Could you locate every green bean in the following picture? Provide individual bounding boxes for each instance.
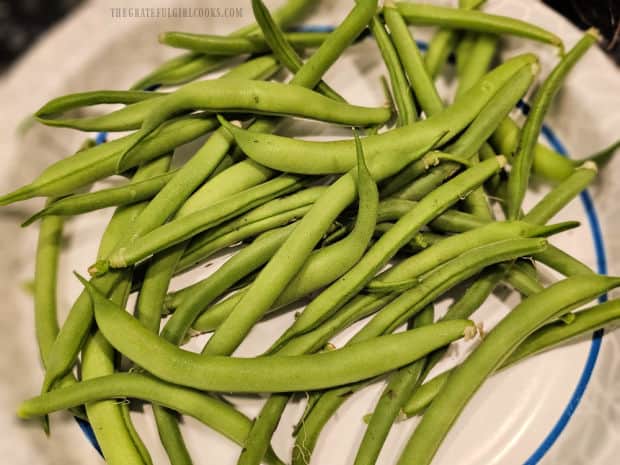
[523,161,597,224]
[455,33,499,99]
[394,60,536,202]
[18,374,286,465]
[369,220,572,288]
[23,170,178,226]
[176,185,325,272]
[383,1,443,117]
[501,261,544,296]
[396,275,620,465]
[251,0,345,102]
[396,3,563,50]
[35,91,164,131]
[369,15,417,125]
[78,274,473,392]
[36,56,279,132]
[203,132,378,356]
[221,54,536,174]
[98,174,305,271]
[425,29,460,80]
[120,79,391,165]
[0,115,216,206]
[131,0,315,89]
[352,306,434,465]
[81,332,149,465]
[506,30,598,219]
[577,137,620,167]
[404,298,620,418]
[456,32,477,76]
[33,202,64,365]
[160,30,329,55]
[39,157,171,395]
[275,157,506,344]
[535,245,594,276]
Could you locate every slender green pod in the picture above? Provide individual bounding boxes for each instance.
[18,373,285,465]
[455,33,499,98]
[131,0,316,89]
[369,15,417,125]
[23,170,177,226]
[276,157,506,343]
[221,53,537,174]
[203,132,378,356]
[80,275,473,393]
[506,30,598,219]
[99,174,305,270]
[396,275,620,465]
[425,28,460,80]
[159,31,329,55]
[396,2,563,50]
[0,115,216,206]
[383,1,444,117]
[523,161,598,224]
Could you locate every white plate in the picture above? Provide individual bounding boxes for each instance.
[1,1,620,465]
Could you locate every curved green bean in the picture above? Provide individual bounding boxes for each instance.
[221,53,536,174]
[79,274,473,393]
[396,275,620,465]
[275,157,506,344]
[506,29,598,219]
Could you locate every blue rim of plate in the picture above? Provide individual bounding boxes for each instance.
[76,31,608,465]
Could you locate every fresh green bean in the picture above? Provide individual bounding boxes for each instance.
[120,79,391,164]
[33,203,64,365]
[502,261,545,296]
[369,15,417,125]
[403,299,620,418]
[23,170,178,226]
[383,1,444,117]
[98,174,305,271]
[18,373,286,465]
[39,157,171,395]
[160,30,329,55]
[425,28,460,80]
[577,138,620,167]
[203,132,378,356]
[352,305,434,465]
[456,32,477,76]
[506,30,598,219]
[275,157,506,344]
[456,33,499,99]
[79,274,473,392]
[251,0,345,102]
[396,275,620,465]
[0,115,216,206]
[523,161,597,224]
[397,3,563,50]
[131,0,315,89]
[221,54,537,174]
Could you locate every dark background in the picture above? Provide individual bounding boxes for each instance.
[0,0,618,72]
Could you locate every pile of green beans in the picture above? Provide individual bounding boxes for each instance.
[7,1,620,465]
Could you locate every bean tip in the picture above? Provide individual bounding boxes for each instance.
[383,0,396,9]
[585,27,602,43]
[87,261,109,277]
[495,155,508,169]
[581,160,598,173]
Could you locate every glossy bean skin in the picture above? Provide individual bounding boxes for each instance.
[396,275,620,465]
[276,157,506,344]
[506,30,597,219]
[18,373,286,465]
[0,115,216,206]
[424,28,460,80]
[203,133,378,357]
[80,275,473,393]
[222,54,536,174]
[396,2,563,49]
[160,31,329,55]
[455,33,498,99]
